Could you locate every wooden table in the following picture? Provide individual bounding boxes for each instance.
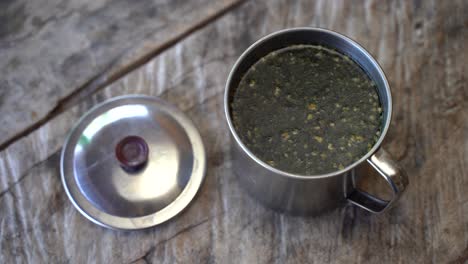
[1,0,467,263]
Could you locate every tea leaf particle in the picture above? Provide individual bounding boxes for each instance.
[308,103,317,110]
[274,87,281,96]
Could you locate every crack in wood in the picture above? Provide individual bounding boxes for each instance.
[448,246,468,264]
[128,216,217,264]
[0,66,111,152]
[1,1,467,262]
[0,151,60,200]
[0,0,247,152]
[0,175,27,200]
[130,246,154,264]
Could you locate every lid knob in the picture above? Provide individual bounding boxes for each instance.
[115,136,149,172]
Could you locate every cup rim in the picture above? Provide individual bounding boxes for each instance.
[224,27,392,179]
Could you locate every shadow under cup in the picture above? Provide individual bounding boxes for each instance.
[225,28,408,215]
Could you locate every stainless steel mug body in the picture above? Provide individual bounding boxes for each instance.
[224,28,408,215]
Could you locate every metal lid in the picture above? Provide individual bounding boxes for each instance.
[60,95,206,230]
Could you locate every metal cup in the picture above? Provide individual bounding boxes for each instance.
[224,28,409,215]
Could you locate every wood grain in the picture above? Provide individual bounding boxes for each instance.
[0,0,467,263]
[0,0,244,149]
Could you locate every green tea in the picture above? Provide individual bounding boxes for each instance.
[230,45,382,175]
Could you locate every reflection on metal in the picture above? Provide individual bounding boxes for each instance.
[82,105,149,139]
[224,27,408,215]
[61,95,206,230]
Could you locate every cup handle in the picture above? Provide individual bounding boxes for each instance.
[347,148,409,214]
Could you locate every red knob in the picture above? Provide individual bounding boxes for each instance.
[115,136,149,172]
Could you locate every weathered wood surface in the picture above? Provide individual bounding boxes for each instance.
[0,0,244,148]
[1,0,467,263]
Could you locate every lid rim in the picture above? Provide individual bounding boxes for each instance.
[60,95,206,230]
